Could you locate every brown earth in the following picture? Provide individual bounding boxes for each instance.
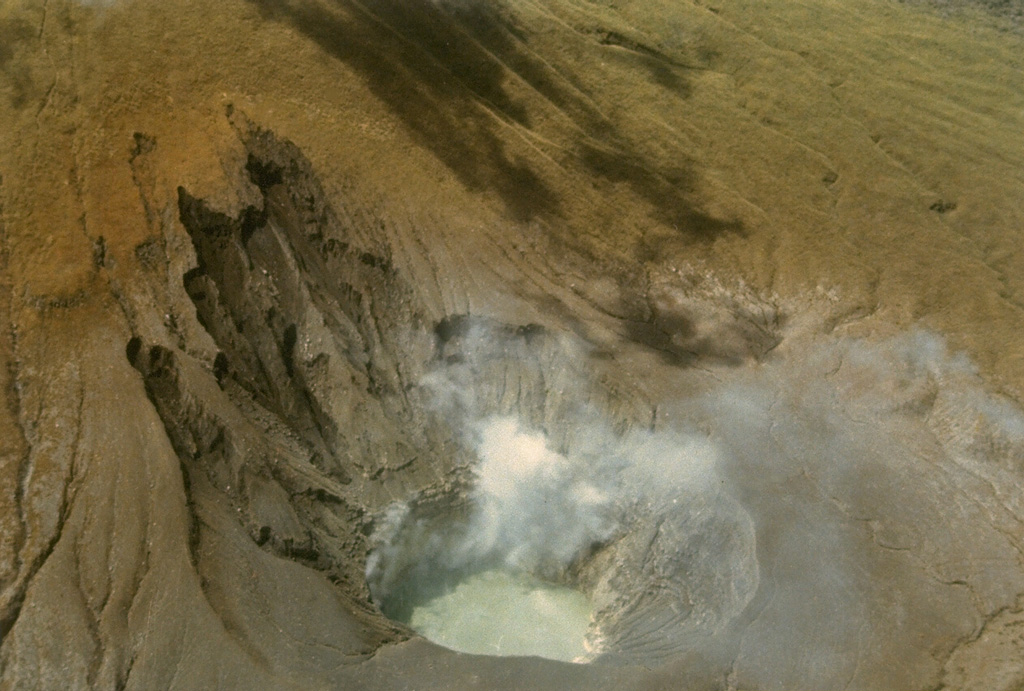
[1,0,1023,689]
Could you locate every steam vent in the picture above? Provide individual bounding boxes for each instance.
[3,0,1024,688]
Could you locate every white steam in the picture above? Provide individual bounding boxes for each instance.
[466,416,617,575]
[366,320,1024,680]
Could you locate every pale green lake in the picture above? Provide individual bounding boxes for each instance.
[406,569,594,662]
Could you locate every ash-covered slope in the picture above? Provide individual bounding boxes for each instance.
[1,0,1023,689]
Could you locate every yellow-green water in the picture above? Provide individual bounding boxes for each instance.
[406,569,594,662]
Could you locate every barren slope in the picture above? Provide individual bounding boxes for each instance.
[1,0,1023,689]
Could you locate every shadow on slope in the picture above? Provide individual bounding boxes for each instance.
[247,0,743,240]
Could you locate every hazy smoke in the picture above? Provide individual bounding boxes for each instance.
[464,416,618,576]
[366,319,1024,677]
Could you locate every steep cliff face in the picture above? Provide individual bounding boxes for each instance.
[1,0,1023,689]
